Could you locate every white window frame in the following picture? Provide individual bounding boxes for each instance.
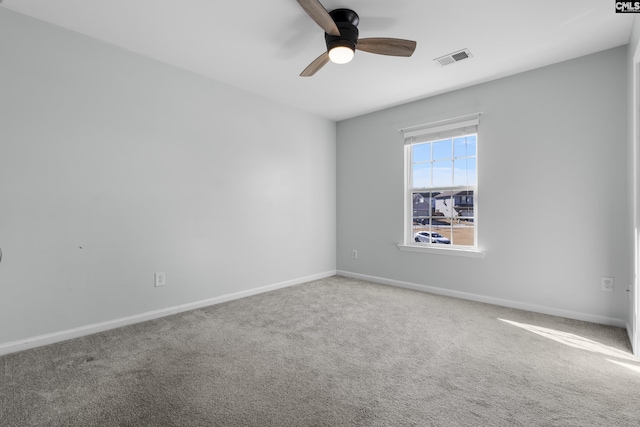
[397,113,485,258]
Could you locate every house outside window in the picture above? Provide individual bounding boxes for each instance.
[402,114,479,250]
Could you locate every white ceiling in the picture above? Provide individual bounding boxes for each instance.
[1,0,635,121]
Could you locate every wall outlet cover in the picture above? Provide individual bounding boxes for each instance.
[155,272,166,287]
[600,276,614,292]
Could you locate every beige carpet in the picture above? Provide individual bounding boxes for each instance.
[1,275,639,426]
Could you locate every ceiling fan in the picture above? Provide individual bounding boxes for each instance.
[297,0,417,77]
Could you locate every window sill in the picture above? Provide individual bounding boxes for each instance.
[397,244,485,258]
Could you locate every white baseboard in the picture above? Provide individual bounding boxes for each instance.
[337,270,627,328]
[0,270,337,356]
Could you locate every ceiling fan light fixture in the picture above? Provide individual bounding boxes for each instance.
[297,2,417,77]
[329,45,355,64]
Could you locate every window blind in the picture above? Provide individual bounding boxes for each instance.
[402,113,480,144]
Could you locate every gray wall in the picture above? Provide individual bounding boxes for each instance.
[337,46,629,325]
[0,9,336,345]
[0,6,631,348]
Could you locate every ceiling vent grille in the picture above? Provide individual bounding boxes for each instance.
[434,49,473,66]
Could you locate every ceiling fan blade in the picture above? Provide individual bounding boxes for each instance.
[296,0,340,36]
[357,38,417,57]
[300,52,330,77]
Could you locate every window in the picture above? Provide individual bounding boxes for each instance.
[402,114,479,251]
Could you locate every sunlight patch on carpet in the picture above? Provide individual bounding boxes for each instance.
[498,318,639,363]
[607,359,640,374]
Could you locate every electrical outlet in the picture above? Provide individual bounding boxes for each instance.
[352,249,358,259]
[600,276,614,292]
[155,272,165,287]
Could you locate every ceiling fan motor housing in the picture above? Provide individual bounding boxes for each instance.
[298,2,417,76]
[325,9,359,52]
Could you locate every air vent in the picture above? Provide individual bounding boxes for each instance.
[434,49,473,66]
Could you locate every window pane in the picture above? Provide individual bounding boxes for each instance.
[412,192,433,219]
[435,193,454,218]
[432,160,452,187]
[454,137,467,157]
[412,163,430,188]
[412,143,431,163]
[432,140,452,160]
[467,157,477,185]
[466,135,477,156]
[455,191,474,219]
[454,135,477,158]
[412,191,437,222]
[438,222,475,246]
[454,157,477,186]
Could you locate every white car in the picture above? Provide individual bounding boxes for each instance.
[415,231,451,244]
